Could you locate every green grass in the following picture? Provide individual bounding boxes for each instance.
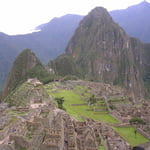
[8,110,28,117]
[98,145,105,150]
[74,84,89,92]
[19,148,27,150]
[47,87,118,123]
[112,127,149,146]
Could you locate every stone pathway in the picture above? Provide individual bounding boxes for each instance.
[0,136,9,144]
[30,102,47,109]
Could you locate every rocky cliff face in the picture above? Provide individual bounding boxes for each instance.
[2,49,51,100]
[50,7,146,99]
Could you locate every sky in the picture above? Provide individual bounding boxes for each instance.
[0,0,149,35]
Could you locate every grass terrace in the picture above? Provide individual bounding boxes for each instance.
[45,83,118,123]
[112,127,149,146]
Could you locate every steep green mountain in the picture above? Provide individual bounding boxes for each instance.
[0,33,19,91]
[110,1,150,43]
[49,7,147,99]
[0,14,83,91]
[2,49,52,100]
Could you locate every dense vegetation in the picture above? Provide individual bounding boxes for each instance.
[50,55,82,77]
[2,49,53,99]
[1,1,150,92]
[0,15,83,91]
[129,118,145,125]
[49,7,146,98]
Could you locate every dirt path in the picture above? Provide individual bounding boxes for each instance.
[30,102,47,109]
[54,108,64,115]
[0,136,9,144]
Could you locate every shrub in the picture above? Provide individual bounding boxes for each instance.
[129,118,145,125]
[62,75,78,81]
[55,97,66,111]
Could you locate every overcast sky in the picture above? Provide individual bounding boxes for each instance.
[0,0,148,35]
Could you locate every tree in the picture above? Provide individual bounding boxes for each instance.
[55,97,65,110]
[129,118,145,125]
[129,118,145,138]
[88,94,97,105]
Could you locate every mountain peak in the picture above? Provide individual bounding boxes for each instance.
[139,0,150,8]
[140,0,150,5]
[66,6,126,55]
[87,7,112,21]
[128,0,150,10]
[2,49,51,100]
[51,6,145,99]
[90,7,107,13]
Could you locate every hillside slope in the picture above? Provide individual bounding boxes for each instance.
[2,49,51,100]
[0,33,19,90]
[0,14,83,91]
[1,1,150,91]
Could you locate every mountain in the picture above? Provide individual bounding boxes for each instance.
[110,1,150,43]
[0,14,83,91]
[49,7,147,99]
[1,1,150,92]
[0,33,19,90]
[0,6,150,150]
[10,14,83,63]
[2,49,52,100]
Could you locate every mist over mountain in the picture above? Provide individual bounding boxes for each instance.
[0,33,19,90]
[0,14,83,91]
[11,14,83,63]
[110,1,150,43]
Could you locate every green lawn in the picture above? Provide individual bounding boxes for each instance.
[112,127,149,146]
[98,146,105,150]
[46,86,118,123]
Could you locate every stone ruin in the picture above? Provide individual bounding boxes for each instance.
[0,103,8,111]
[0,101,145,150]
[27,78,42,86]
[0,80,149,150]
